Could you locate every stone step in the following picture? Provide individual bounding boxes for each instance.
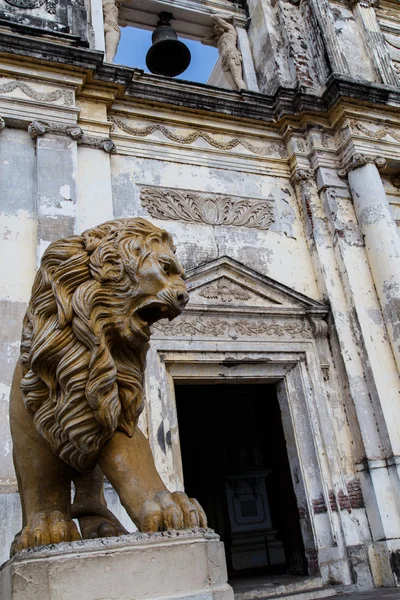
[233,578,355,600]
[234,587,341,600]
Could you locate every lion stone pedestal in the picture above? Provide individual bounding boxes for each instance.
[0,528,233,600]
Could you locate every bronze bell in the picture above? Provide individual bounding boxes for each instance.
[146,12,191,78]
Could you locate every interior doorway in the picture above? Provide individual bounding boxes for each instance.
[175,383,308,579]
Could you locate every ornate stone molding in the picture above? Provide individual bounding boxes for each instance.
[350,120,400,143]
[140,187,275,230]
[82,136,117,154]
[111,117,287,158]
[0,117,5,134]
[0,80,74,106]
[199,278,251,303]
[28,120,82,139]
[152,316,312,339]
[338,153,387,178]
[27,121,116,153]
[2,0,58,13]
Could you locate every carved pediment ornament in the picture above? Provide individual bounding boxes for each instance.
[111,117,287,158]
[140,187,275,230]
[198,278,252,303]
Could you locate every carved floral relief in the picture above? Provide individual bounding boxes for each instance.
[140,187,276,230]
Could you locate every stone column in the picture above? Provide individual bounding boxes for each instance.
[340,154,400,375]
[29,123,78,260]
[293,164,400,570]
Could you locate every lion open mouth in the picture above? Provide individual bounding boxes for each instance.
[136,301,178,328]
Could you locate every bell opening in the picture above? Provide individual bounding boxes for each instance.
[146,12,191,78]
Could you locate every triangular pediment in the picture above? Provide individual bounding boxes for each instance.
[185,256,328,316]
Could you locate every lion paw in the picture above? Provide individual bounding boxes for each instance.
[11,510,81,554]
[79,514,128,539]
[139,491,207,532]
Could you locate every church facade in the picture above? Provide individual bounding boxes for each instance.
[1,0,400,596]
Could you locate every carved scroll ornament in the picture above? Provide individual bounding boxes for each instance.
[153,316,312,339]
[140,187,275,230]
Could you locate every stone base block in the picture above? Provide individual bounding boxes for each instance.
[0,528,234,600]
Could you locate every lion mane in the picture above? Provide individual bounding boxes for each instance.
[20,218,175,473]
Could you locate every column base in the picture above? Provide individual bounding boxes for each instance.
[0,528,234,600]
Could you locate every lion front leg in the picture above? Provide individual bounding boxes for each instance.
[72,466,128,539]
[99,428,207,532]
[10,363,81,555]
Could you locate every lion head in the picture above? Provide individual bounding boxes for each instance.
[19,218,188,473]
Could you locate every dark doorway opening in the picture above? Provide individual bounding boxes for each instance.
[175,383,308,578]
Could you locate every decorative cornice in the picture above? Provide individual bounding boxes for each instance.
[1,32,400,124]
[27,120,116,153]
[338,153,387,178]
[111,117,286,158]
[140,187,276,231]
[0,80,74,106]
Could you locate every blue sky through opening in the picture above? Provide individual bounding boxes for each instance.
[115,26,218,83]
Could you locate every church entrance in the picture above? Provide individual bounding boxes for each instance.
[175,383,308,579]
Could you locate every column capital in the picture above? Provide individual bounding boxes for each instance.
[351,0,380,8]
[28,120,47,139]
[27,120,116,153]
[338,153,387,178]
[0,116,5,134]
[291,168,315,185]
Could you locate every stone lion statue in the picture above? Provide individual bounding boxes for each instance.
[10,217,206,555]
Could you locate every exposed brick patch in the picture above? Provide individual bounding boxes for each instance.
[329,490,338,512]
[312,494,328,514]
[298,505,308,519]
[338,490,352,513]
[348,478,365,509]
[305,548,319,576]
